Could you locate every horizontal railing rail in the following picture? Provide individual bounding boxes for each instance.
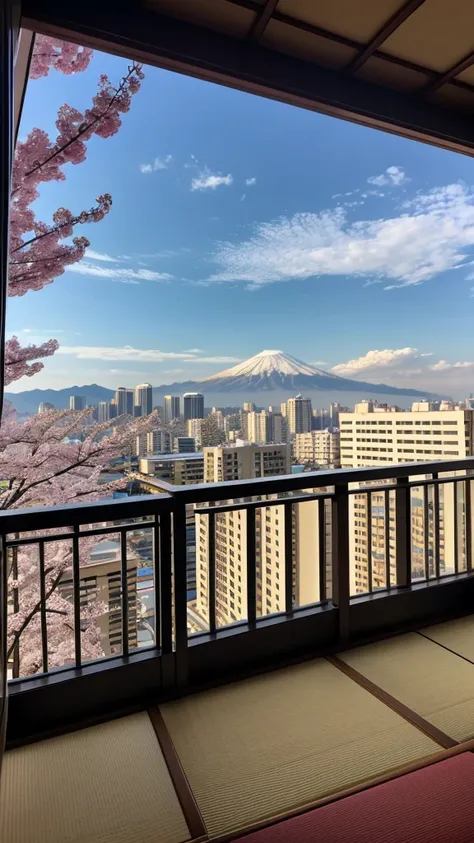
[3,457,474,691]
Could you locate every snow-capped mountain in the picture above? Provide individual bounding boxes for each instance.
[195,350,430,396]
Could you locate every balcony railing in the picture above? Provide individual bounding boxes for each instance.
[4,457,474,745]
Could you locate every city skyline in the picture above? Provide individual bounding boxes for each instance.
[7,46,474,396]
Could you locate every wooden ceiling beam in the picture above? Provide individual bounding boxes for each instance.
[425,50,474,94]
[21,0,474,158]
[347,0,427,74]
[248,0,279,40]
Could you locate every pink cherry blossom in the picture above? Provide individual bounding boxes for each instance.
[5,336,59,385]
[4,39,149,674]
[4,409,164,675]
[30,35,93,79]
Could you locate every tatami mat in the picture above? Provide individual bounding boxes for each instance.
[0,712,190,843]
[421,617,474,663]
[340,633,474,742]
[160,658,439,838]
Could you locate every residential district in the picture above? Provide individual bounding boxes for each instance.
[44,386,474,653]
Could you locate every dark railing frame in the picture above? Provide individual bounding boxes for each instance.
[4,459,474,746]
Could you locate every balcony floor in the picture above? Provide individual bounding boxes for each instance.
[3,616,474,842]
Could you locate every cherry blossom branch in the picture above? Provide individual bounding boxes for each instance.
[30,36,93,79]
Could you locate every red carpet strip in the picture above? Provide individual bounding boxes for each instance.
[235,752,474,843]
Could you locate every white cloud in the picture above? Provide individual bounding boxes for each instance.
[140,154,172,174]
[331,347,474,396]
[332,348,427,378]
[312,360,328,367]
[431,360,474,372]
[85,249,119,262]
[184,347,205,353]
[191,168,233,191]
[21,327,65,334]
[245,177,256,186]
[56,345,239,364]
[205,184,474,289]
[367,165,408,187]
[67,262,173,283]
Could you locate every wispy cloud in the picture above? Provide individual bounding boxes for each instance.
[67,262,173,283]
[245,177,256,186]
[21,327,65,335]
[140,154,172,174]
[85,249,119,263]
[191,168,233,191]
[56,345,239,364]
[203,183,474,290]
[367,165,408,187]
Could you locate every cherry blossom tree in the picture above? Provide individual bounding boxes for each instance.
[3,407,161,676]
[3,38,152,675]
[6,35,144,384]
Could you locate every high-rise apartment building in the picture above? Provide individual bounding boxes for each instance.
[135,383,152,416]
[97,402,109,423]
[147,429,172,454]
[247,410,270,444]
[243,402,256,412]
[283,395,312,434]
[187,417,226,449]
[139,453,204,485]
[164,395,180,423]
[38,402,56,413]
[196,442,321,626]
[173,436,196,453]
[183,392,204,422]
[69,395,85,411]
[339,400,474,594]
[114,387,134,416]
[294,429,341,468]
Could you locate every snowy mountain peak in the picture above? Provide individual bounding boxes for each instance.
[193,348,435,397]
[200,350,338,383]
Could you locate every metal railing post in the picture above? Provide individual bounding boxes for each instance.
[395,476,411,587]
[172,500,188,686]
[332,482,350,644]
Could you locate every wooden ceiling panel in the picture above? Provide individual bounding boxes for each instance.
[276,0,407,43]
[263,19,357,69]
[455,64,474,86]
[145,0,256,37]
[382,0,474,72]
[356,55,430,92]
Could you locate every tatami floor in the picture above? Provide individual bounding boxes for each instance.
[3,616,474,843]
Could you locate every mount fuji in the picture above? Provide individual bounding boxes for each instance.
[160,350,436,398]
[5,350,439,415]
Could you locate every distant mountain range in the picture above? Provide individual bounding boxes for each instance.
[6,349,439,414]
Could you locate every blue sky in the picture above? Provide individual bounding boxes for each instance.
[7,46,474,396]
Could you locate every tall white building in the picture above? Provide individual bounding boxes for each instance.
[135,383,152,416]
[339,401,474,594]
[247,410,269,444]
[163,395,180,423]
[294,429,341,468]
[97,402,109,422]
[38,402,56,413]
[115,387,134,416]
[283,395,312,434]
[196,443,322,626]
